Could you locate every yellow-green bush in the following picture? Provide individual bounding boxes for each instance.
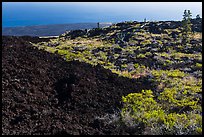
[141,40,151,45]
[137,54,146,58]
[121,90,202,135]
[196,63,202,68]
[151,69,202,113]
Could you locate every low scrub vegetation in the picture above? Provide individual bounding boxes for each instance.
[31,11,202,135]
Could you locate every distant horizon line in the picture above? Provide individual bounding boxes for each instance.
[3,17,201,28]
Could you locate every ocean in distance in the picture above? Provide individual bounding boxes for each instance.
[3,2,129,27]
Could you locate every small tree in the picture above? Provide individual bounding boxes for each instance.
[97,22,100,28]
[144,18,147,22]
[196,14,201,20]
[181,10,192,45]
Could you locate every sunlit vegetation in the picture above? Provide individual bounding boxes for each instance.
[121,90,202,135]
[32,14,202,135]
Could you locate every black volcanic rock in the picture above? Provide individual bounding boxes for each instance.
[2,36,155,135]
[191,18,202,32]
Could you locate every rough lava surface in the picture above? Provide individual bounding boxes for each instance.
[2,36,155,135]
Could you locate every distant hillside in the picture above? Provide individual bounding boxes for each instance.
[2,23,112,37]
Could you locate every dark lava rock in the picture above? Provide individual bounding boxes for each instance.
[2,36,50,46]
[2,36,155,135]
[191,18,202,32]
[87,28,105,37]
[171,31,180,39]
[148,22,163,34]
[66,29,87,39]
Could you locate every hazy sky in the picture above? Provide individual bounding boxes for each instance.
[2,2,202,27]
[65,2,202,19]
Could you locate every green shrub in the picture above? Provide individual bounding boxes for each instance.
[134,63,139,68]
[145,52,152,56]
[137,54,146,58]
[121,90,202,135]
[121,64,127,69]
[157,40,163,45]
[141,40,151,45]
[196,63,202,68]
